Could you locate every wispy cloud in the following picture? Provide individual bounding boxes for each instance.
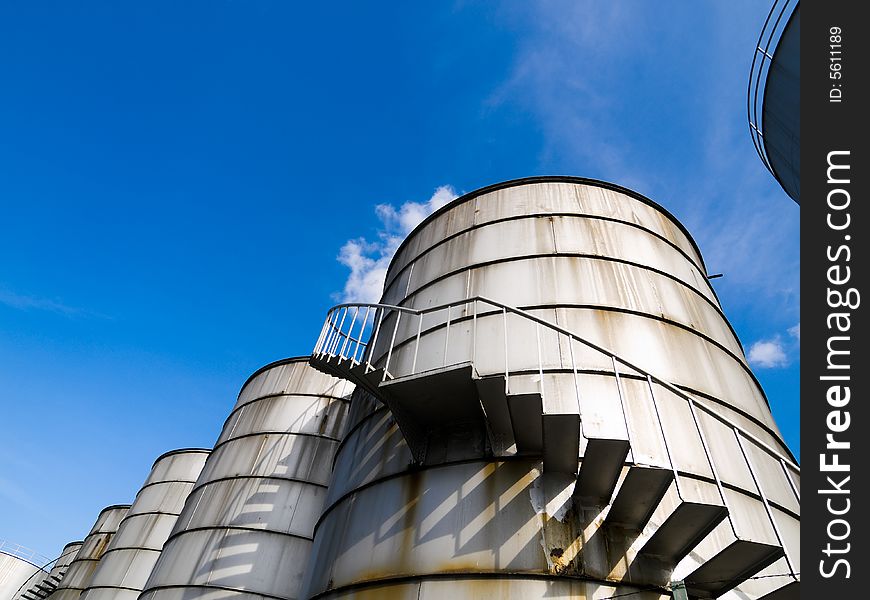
[0,286,111,319]
[490,0,799,327]
[0,288,80,316]
[336,186,458,303]
[788,323,800,342]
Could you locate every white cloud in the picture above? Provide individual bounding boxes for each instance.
[788,323,800,341]
[748,337,788,368]
[337,185,458,303]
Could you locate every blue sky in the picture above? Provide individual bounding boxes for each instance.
[0,1,798,560]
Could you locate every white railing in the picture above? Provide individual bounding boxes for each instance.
[0,539,52,567]
[313,297,800,577]
[747,0,798,175]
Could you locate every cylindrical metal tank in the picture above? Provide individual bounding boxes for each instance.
[1,542,49,600]
[305,178,800,599]
[139,358,353,600]
[13,541,83,600]
[46,506,130,600]
[77,449,210,600]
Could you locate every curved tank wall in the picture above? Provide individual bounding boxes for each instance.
[78,449,210,600]
[1,547,44,600]
[46,506,129,600]
[139,358,354,600]
[304,178,800,599]
[761,4,800,203]
[14,541,83,600]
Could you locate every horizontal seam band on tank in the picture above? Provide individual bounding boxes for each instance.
[210,430,342,456]
[385,210,708,292]
[385,251,738,352]
[80,584,146,593]
[161,524,314,549]
[117,510,184,523]
[224,391,351,424]
[189,474,330,497]
[386,175,709,277]
[96,545,162,557]
[331,366,788,460]
[134,479,200,494]
[370,302,757,394]
[312,455,799,538]
[140,583,290,600]
[332,405,392,467]
[306,569,671,600]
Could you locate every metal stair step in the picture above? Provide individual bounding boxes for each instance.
[507,393,543,454]
[637,501,728,567]
[474,375,515,455]
[605,466,673,530]
[379,362,483,425]
[542,413,580,474]
[573,438,630,505]
[684,540,785,598]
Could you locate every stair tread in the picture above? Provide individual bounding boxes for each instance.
[684,539,785,598]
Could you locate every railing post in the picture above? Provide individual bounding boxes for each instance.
[646,375,682,498]
[384,310,402,382]
[412,313,423,374]
[612,357,633,451]
[472,300,477,367]
[322,309,340,357]
[569,335,582,416]
[339,306,359,360]
[686,394,736,536]
[314,314,330,356]
[535,322,545,401]
[352,306,372,363]
[330,307,348,355]
[735,428,796,578]
[502,307,509,394]
[780,458,801,503]
[367,307,386,374]
[443,305,451,367]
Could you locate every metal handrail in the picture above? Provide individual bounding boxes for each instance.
[0,539,52,567]
[313,296,800,547]
[747,0,798,175]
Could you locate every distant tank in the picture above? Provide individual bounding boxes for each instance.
[139,358,353,600]
[78,449,209,600]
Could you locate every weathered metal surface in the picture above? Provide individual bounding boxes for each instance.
[305,179,799,599]
[140,358,353,600]
[1,550,44,600]
[12,541,83,600]
[77,449,209,600]
[46,506,129,600]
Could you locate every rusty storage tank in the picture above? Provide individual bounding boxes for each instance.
[77,449,209,600]
[13,541,83,600]
[1,541,52,600]
[45,506,129,600]
[308,177,800,599]
[139,358,354,600]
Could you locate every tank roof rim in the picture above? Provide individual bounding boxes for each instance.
[151,447,211,467]
[386,175,708,279]
[237,356,313,395]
